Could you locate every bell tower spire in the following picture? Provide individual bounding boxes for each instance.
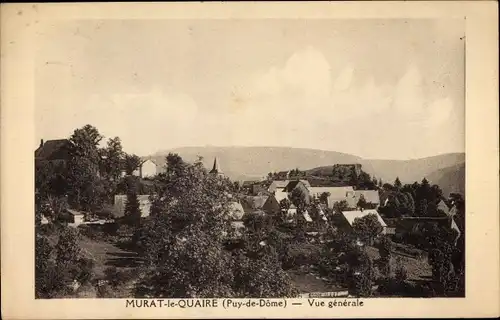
[209,157,223,176]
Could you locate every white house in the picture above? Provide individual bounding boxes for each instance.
[140,159,158,178]
[341,209,389,235]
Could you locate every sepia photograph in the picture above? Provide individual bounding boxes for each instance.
[34,17,466,299]
[1,1,498,319]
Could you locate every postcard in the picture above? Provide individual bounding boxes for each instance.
[1,1,498,319]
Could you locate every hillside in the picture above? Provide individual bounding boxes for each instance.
[426,162,465,197]
[149,146,465,185]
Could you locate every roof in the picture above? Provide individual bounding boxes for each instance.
[269,180,290,189]
[354,190,380,204]
[345,190,381,208]
[318,187,355,208]
[283,180,309,192]
[437,200,451,215]
[311,186,354,197]
[66,209,85,216]
[241,196,269,212]
[210,157,223,174]
[341,209,387,228]
[228,201,245,220]
[35,139,71,160]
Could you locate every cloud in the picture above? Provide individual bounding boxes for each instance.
[213,46,461,158]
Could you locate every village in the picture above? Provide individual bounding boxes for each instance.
[34,127,465,299]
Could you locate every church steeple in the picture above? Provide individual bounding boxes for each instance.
[209,157,223,176]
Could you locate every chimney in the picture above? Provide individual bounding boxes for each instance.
[39,139,44,147]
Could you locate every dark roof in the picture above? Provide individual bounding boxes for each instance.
[283,180,307,192]
[35,139,71,160]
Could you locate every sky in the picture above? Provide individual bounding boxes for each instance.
[35,19,465,160]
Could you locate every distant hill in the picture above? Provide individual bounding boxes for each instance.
[426,162,465,197]
[150,146,362,181]
[149,146,465,186]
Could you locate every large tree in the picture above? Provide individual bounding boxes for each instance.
[66,125,104,211]
[124,154,142,176]
[352,213,383,245]
[102,137,124,181]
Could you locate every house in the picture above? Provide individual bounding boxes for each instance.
[323,186,355,209]
[262,195,281,215]
[283,180,310,200]
[268,180,290,193]
[346,190,381,209]
[340,209,389,235]
[35,138,72,167]
[113,195,151,218]
[66,209,86,227]
[139,158,158,178]
[241,195,269,213]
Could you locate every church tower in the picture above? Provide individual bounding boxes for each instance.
[209,157,224,177]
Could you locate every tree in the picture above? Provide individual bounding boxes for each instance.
[377,235,393,277]
[66,125,104,211]
[124,189,141,228]
[124,154,142,176]
[394,177,402,190]
[352,214,383,245]
[356,194,367,210]
[35,234,58,298]
[346,249,375,297]
[135,154,295,298]
[102,137,124,181]
[332,200,349,213]
[319,192,331,205]
[288,187,308,214]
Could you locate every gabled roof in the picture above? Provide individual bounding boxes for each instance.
[269,180,290,189]
[241,196,269,212]
[321,187,355,208]
[35,139,71,160]
[342,209,387,228]
[283,180,309,192]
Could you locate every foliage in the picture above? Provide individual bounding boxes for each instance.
[356,194,367,210]
[377,235,393,277]
[124,154,142,176]
[232,246,298,298]
[352,213,383,245]
[243,211,273,235]
[288,187,308,213]
[394,258,408,282]
[319,192,330,205]
[346,249,375,297]
[332,200,349,213]
[36,226,95,298]
[124,189,141,228]
[101,137,125,181]
[394,177,402,189]
[66,125,104,211]
[135,153,297,298]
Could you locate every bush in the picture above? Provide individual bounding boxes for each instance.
[96,281,114,298]
[282,243,321,269]
[104,267,137,288]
